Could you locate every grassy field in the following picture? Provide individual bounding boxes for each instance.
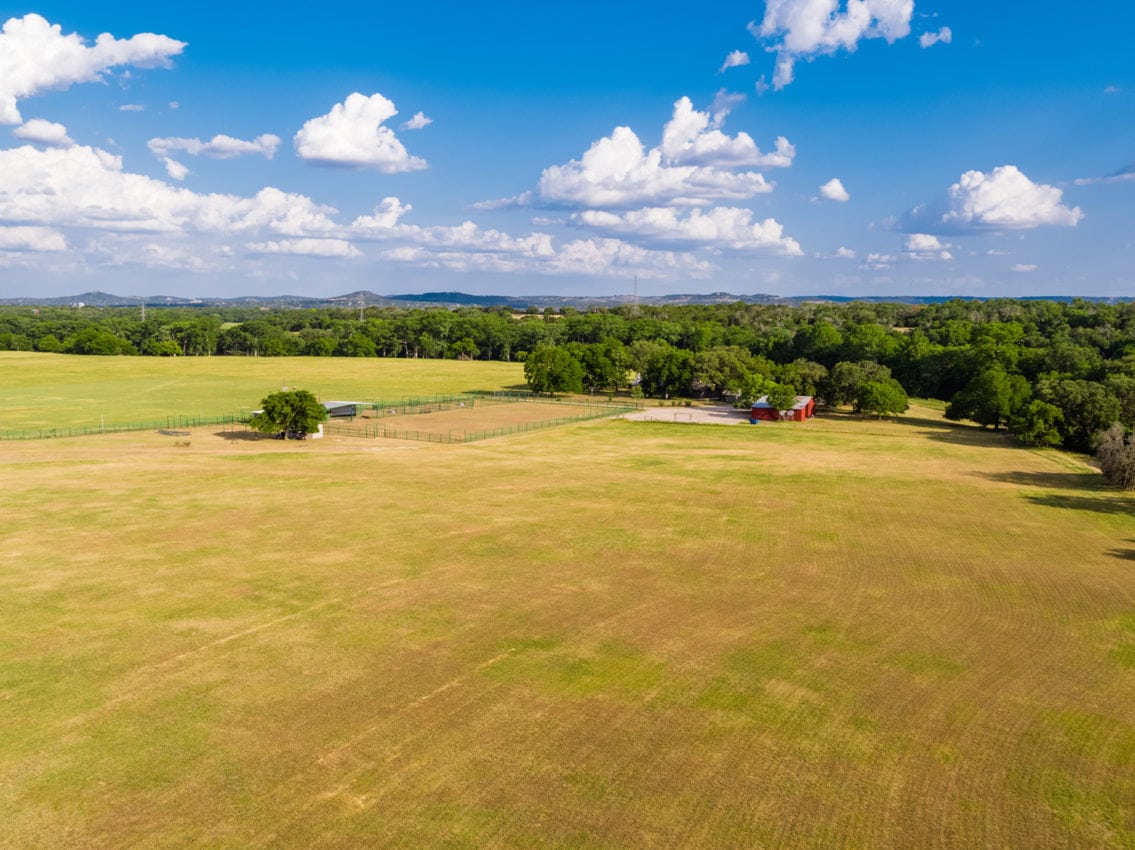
[2,357,1134,847]
[0,352,527,430]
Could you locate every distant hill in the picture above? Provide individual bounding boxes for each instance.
[0,290,1127,309]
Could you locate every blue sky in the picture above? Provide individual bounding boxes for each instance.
[0,1,1131,299]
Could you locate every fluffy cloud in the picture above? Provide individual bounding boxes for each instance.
[919,26,952,48]
[719,50,751,72]
[294,92,427,172]
[0,140,710,280]
[379,236,712,278]
[572,206,802,254]
[819,245,857,259]
[1011,263,1038,272]
[0,225,67,251]
[819,177,850,201]
[507,97,789,209]
[247,238,361,258]
[148,133,281,160]
[0,13,185,124]
[0,143,340,236]
[351,197,414,232]
[902,165,1083,233]
[862,252,896,269]
[346,199,713,277]
[400,112,432,130]
[161,157,189,181]
[752,0,914,89]
[12,118,73,147]
[660,96,793,167]
[904,233,953,260]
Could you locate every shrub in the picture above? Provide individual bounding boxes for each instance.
[1095,424,1135,489]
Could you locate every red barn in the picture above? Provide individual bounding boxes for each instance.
[751,395,815,422]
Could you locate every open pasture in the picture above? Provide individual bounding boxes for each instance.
[1,364,1134,846]
[0,352,525,431]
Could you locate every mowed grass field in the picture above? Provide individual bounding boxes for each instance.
[0,352,526,430]
[2,357,1135,847]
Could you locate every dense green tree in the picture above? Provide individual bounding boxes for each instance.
[946,367,1030,430]
[35,334,63,352]
[523,345,584,394]
[737,372,775,406]
[764,382,799,414]
[249,389,327,440]
[855,378,909,417]
[64,327,136,355]
[822,360,890,407]
[1008,400,1064,447]
[339,333,378,357]
[777,359,827,398]
[1038,379,1121,452]
[692,346,756,397]
[640,343,693,398]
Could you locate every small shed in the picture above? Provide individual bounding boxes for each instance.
[321,401,360,419]
[751,395,815,422]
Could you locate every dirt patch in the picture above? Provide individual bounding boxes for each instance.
[622,404,754,426]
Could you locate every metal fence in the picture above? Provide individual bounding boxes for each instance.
[325,396,641,444]
[0,414,248,441]
[0,392,641,442]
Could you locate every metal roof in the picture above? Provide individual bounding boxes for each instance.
[751,395,813,410]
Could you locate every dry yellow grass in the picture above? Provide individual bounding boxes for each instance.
[1,399,1133,847]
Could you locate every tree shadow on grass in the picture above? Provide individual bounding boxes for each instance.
[976,470,1105,491]
[213,430,266,441]
[882,411,1015,447]
[891,412,967,432]
[1024,493,1135,517]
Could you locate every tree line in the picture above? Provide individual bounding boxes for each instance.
[5,298,1135,453]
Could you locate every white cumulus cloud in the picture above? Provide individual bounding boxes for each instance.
[0,143,340,236]
[902,165,1083,233]
[752,0,915,89]
[161,157,189,181]
[819,177,850,201]
[346,200,711,278]
[12,118,73,147]
[496,97,790,209]
[573,206,802,254]
[719,50,751,72]
[0,225,67,252]
[247,238,361,258]
[0,139,715,281]
[294,92,427,172]
[400,112,432,130]
[904,232,953,261]
[919,26,952,48]
[378,235,712,279]
[0,13,185,125]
